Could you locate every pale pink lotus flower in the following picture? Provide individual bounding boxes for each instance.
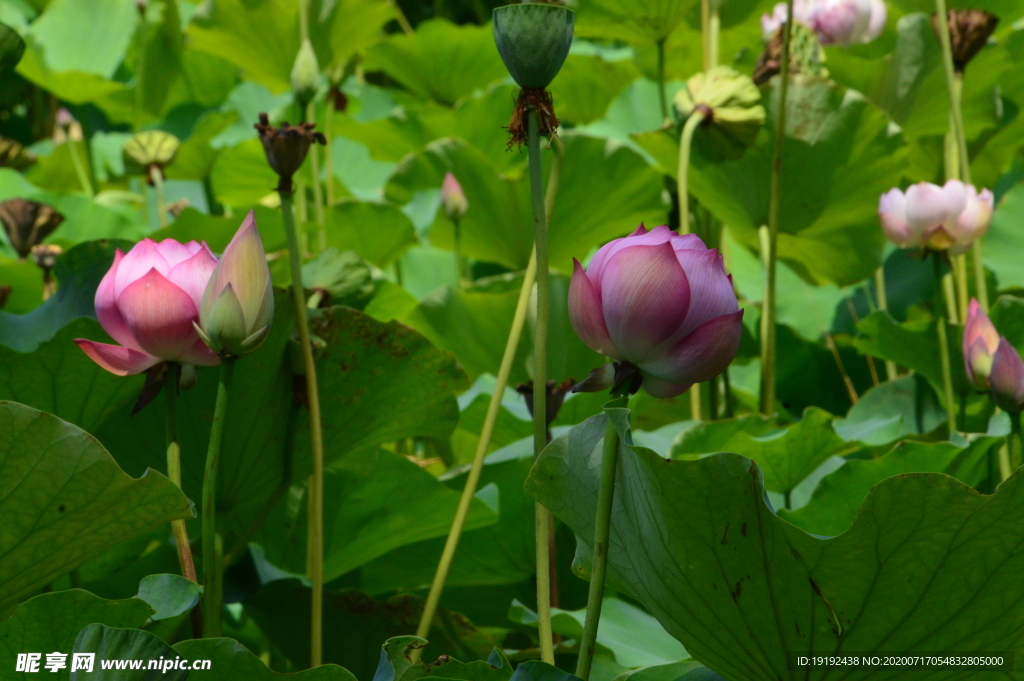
[878,180,993,255]
[441,172,468,222]
[75,238,220,375]
[963,299,1000,389]
[568,224,743,398]
[762,0,886,46]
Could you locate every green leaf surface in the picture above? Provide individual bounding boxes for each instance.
[0,20,26,73]
[136,574,202,621]
[611,661,726,681]
[0,402,192,613]
[0,589,152,679]
[528,407,1024,680]
[373,635,510,681]
[173,637,358,681]
[27,0,136,78]
[72,624,183,680]
[322,201,416,268]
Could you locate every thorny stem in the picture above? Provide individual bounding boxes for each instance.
[165,363,203,637]
[202,357,235,637]
[281,191,325,667]
[575,399,627,681]
[759,0,794,417]
[527,107,555,665]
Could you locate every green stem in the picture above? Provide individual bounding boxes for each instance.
[325,93,337,208]
[677,111,706,236]
[527,107,554,665]
[306,102,327,252]
[452,217,466,288]
[575,403,625,681]
[656,38,668,123]
[1010,411,1022,472]
[67,141,94,198]
[202,357,235,638]
[708,0,720,69]
[874,267,898,380]
[414,250,537,644]
[759,0,793,417]
[165,363,203,636]
[150,166,168,228]
[933,255,957,435]
[280,191,325,667]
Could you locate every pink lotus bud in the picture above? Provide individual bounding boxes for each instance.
[568,224,743,398]
[196,211,274,357]
[74,239,220,375]
[762,0,885,45]
[441,172,468,222]
[761,0,815,39]
[963,299,999,389]
[878,181,992,254]
[989,338,1024,413]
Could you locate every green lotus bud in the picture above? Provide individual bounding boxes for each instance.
[673,66,766,149]
[197,210,274,357]
[291,38,320,110]
[123,130,180,181]
[492,3,574,90]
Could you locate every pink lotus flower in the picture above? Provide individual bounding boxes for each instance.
[989,338,1024,413]
[963,299,999,389]
[568,224,743,398]
[762,0,886,46]
[441,172,468,222]
[75,239,220,375]
[878,180,993,255]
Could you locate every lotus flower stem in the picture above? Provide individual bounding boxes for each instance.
[1010,411,1022,471]
[414,250,537,643]
[452,218,467,288]
[201,356,235,638]
[575,400,626,681]
[527,107,555,665]
[325,95,336,208]
[164,362,203,637]
[874,267,898,380]
[759,0,794,416]
[306,102,327,252]
[67,140,93,198]
[933,256,958,434]
[280,190,326,666]
[656,38,668,122]
[149,166,168,228]
[702,0,721,69]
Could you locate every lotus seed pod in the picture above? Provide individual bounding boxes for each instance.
[673,67,766,149]
[492,3,574,89]
[123,131,180,180]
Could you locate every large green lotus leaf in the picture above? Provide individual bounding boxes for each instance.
[358,453,535,594]
[984,183,1024,289]
[165,110,238,182]
[639,77,904,287]
[174,637,357,681]
[990,294,1024,352]
[71,625,181,681]
[0,589,152,678]
[322,201,416,268]
[782,436,1001,536]
[0,319,141,433]
[612,661,726,681]
[0,240,130,353]
[364,19,506,107]
[315,0,395,76]
[158,50,239,120]
[136,574,202,622]
[245,581,499,679]
[0,20,25,73]
[773,323,873,418]
[0,402,192,613]
[210,138,278,209]
[673,407,851,498]
[548,55,640,126]
[0,254,43,314]
[528,406,1024,681]
[826,13,1018,141]
[374,635,511,681]
[832,374,945,445]
[26,141,90,193]
[387,135,666,273]
[511,597,688,668]
[506,661,580,681]
[452,393,533,463]
[255,446,497,582]
[15,43,127,110]
[573,0,699,44]
[27,0,136,78]
[670,414,776,456]
[151,206,287,254]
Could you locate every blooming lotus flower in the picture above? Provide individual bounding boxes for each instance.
[568,225,743,398]
[989,338,1024,413]
[75,239,219,375]
[762,0,886,46]
[195,211,274,357]
[963,299,999,389]
[878,180,993,255]
[441,172,468,222]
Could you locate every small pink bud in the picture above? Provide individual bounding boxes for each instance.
[963,299,999,389]
[568,224,743,398]
[441,172,468,222]
[990,338,1024,413]
[75,238,219,375]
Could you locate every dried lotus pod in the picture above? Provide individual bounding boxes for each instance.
[0,199,64,259]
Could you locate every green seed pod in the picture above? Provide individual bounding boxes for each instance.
[492,3,574,89]
[673,66,766,150]
[123,130,180,178]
